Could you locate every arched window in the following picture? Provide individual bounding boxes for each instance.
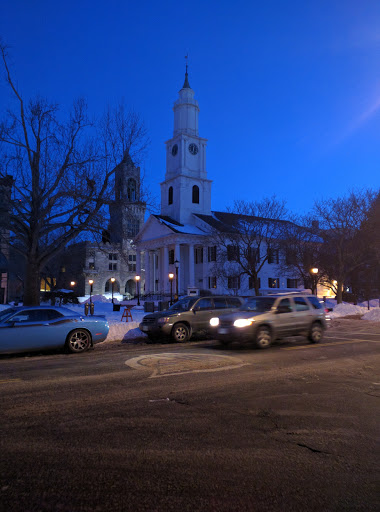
[127,178,136,202]
[168,186,173,205]
[192,185,199,204]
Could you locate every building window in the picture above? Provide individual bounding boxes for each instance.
[228,276,240,289]
[285,249,296,265]
[128,254,136,262]
[127,219,140,237]
[208,246,217,262]
[109,263,117,271]
[192,185,199,204]
[169,249,174,265]
[268,277,280,288]
[89,261,95,270]
[249,276,261,290]
[128,264,136,272]
[195,247,203,264]
[168,186,173,205]
[287,278,298,288]
[109,253,118,261]
[267,248,279,264]
[127,178,137,202]
[227,245,239,261]
[248,247,260,264]
[208,276,217,289]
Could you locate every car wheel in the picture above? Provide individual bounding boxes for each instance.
[172,323,190,343]
[255,326,272,349]
[308,322,324,343]
[66,329,91,353]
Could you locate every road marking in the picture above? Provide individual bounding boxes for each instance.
[125,352,248,378]
[282,339,379,350]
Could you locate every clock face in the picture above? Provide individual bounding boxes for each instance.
[171,144,178,156]
[188,143,199,155]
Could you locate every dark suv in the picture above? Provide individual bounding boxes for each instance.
[211,293,329,349]
[139,295,244,343]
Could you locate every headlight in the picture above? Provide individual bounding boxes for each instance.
[233,318,253,328]
[210,317,219,327]
[157,317,171,325]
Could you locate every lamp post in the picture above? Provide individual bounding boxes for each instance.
[174,259,179,301]
[135,275,141,306]
[310,268,318,296]
[110,277,115,304]
[169,273,174,305]
[89,279,94,303]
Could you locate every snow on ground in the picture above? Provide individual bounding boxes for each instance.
[1,297,379,343]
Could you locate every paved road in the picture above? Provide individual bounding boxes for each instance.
[0,319,379,511]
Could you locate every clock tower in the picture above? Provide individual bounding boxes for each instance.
[160,66,212,224]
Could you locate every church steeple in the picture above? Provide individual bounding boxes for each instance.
[182,59,190,89]
[160,67,212,224]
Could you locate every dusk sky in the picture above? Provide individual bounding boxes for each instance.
[1,0,379,216]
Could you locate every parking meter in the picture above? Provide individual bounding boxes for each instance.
[84,303,89,316]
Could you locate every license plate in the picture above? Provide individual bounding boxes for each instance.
[141,326,149,332]
[218,328,229,334]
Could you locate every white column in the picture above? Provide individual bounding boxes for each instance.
[136,250,141,275]
[163,247,169,293]
[188,244,195,287]
[202,246,208,290]
[174,243,180,296]
[144,251,150,294]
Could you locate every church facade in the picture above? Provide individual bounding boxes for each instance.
[135,70,306,298]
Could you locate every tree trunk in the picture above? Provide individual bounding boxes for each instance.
[336,280,343,304]
[23,259,41,306]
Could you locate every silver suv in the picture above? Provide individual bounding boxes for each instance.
[139,295,244,343]
[211,293,329,349]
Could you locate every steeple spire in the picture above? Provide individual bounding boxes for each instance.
[182,54,190,89]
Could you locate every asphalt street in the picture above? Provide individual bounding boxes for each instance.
[0,318,379,512]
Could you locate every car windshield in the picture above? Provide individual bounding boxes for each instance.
[168,297,198,312]
[0,308,16,322]
[241,297,276,312]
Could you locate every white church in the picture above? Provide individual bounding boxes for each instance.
[135,68,306,298]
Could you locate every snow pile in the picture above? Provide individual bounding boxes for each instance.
[329,303,370,319]
[362,308,380,322]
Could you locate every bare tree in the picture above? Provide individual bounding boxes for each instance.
[209,197,289,295]
[278,215,325,293]
[311,189,378,303]
[0,43,150,305]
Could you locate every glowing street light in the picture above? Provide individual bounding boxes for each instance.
[135,275,141,306]
[111,277,116,304]
[310,268,318,296]
[169,272,174,305]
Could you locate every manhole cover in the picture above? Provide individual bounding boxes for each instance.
[125,352,248,378]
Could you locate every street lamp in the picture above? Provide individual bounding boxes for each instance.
[174,259,179,301]
[89,279,94,302]
[169,272,174,305]
[110,277,116,304]
[310,268,318,296]
[70,281,76,287]
[135,275,141,306]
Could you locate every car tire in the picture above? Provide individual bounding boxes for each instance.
[65,329,91,353]
[255,325,272,349]
[308,322,324,343]
[172,323,190,343]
